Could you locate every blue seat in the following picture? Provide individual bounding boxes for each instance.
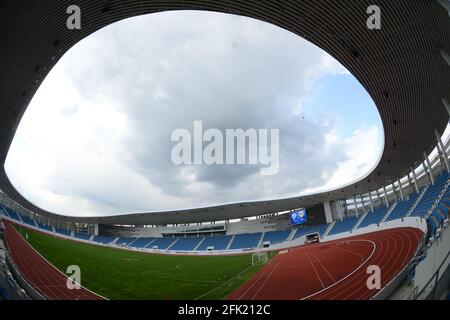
[229,233,262,250]
[92,236,114,244]
[358,206,388,229]
[197,235,232,251]
[262,230,290,244]
[37,222,52,232]
[293,224,329,239]
[150,238,176,250]
[328,216,359,235]
[55,228,71,236]
[386,192,420,221]
[116,237,138,246]
[128,238,155,248]
[169,237,202,251]
[74,232,91,240]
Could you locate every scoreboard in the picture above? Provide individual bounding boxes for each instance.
[289,208,307,226]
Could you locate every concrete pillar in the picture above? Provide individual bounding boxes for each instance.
[383,186,389,207]
[411,167,420,193]
[360,194,365,213]
[323,201,334,224]
[435,129,450,173]
[368,192,374,212]
[397,178,404,201]
[424,151,435,185]
[353,195,359,218]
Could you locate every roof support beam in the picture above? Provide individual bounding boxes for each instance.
[360,194,365,213]
[435,129,450,173]
[423,151,435,185]
[409,168,419,194]
[368,192,374,213]
[353,195,359,217]
[383,186,389,207]
[397,178,404,201]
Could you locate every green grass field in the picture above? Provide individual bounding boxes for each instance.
[14,225,271,300]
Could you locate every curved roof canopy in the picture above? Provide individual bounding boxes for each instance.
[0,0,449,225]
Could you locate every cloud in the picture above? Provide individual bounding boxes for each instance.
[4,11,382,216]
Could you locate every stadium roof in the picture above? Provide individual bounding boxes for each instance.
[0,0,449,225]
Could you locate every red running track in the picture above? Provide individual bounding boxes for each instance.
[3,220,103,300]
[227,227,423,300]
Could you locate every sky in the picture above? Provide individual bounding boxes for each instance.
[5,11,384,217]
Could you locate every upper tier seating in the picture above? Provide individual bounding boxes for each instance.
[410,173,448,218]
[229,233,262,250]
[262,230,291,244]
[196,235,232,251]
[357,206,388,229]
[292,223,329,239]
[169,237,203,251]
[328,215,359,235]
[386,191,420,221]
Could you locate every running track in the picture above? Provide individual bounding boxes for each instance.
[3,220,103,300]
[227,227,423,300]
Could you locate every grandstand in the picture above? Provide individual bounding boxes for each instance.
[0,0,449,301]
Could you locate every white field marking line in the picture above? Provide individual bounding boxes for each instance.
[361,231,408,300]
[332,243,366,264]
[236,258,278,299]
[194,265,253,300]
[304,246,325,289]
[300,240,376,300]
[307,247,336,283]
[371,229,420,300]
[251,262,279,300]
[13,225,107,300]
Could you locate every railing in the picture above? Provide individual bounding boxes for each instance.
[426,179,450,219]
[407,184,430,217]
[381,202,398,223]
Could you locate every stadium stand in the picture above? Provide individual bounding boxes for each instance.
[196,235,232,251]
[37,221,52,232]
[17,213,35,227]
[292,224,329,239]
[150,237,176,250]
[115,237,137,246]
[92,236,115,244]
[357,206,388,229]
[410,172,449,218]
[229,233,262,250]
[386,191,421,221]
[55,228,71,237]
[128,237,155,248]
[169,237,202,251]
[2,206,20,221]
[74,232,91,241]
[261,230,291,244]
[328,215,359,236]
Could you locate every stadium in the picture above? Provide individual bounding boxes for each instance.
[0,0,450,303]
